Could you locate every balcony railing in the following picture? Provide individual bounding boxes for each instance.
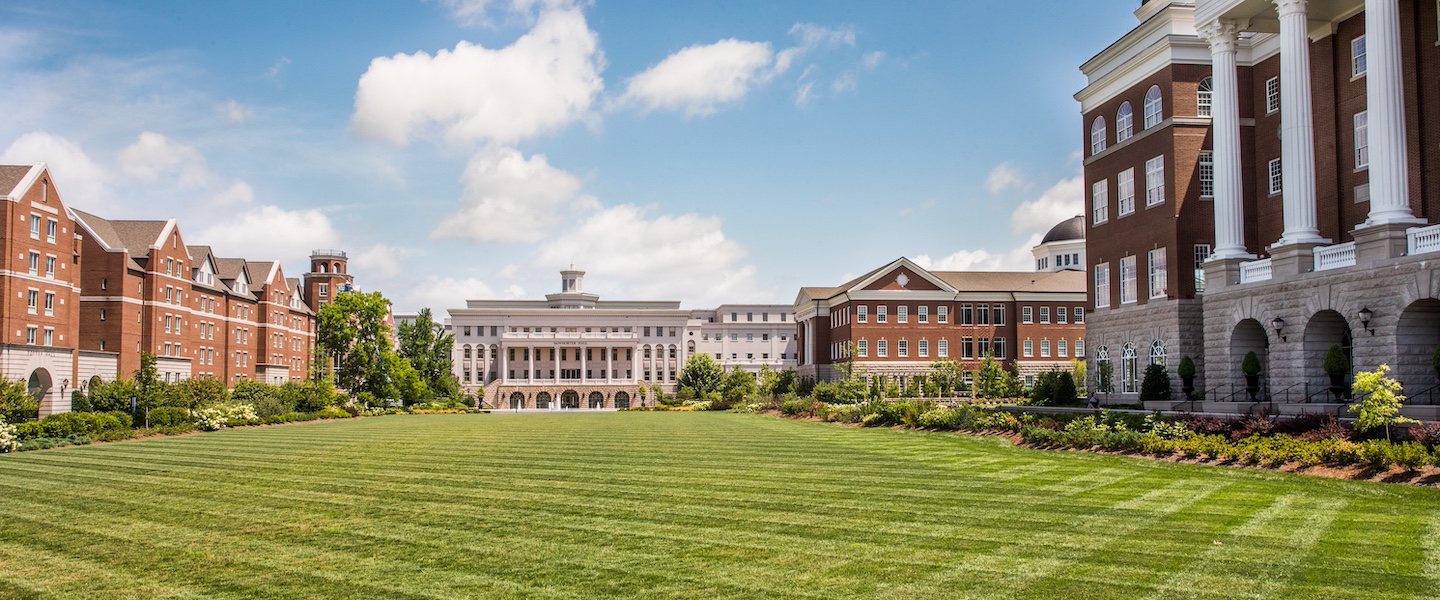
[311,249,347,258]
[502,331,638,341]
[1407,224,1440,256]
[1312,242,1356,272]
[1238,258,1272,283]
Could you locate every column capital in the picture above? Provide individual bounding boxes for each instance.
[1272,0,1308,18]
[1199,20,1242,53]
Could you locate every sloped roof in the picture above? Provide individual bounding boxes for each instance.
[71,209,168,253]
[1040,216,1085,244]
[70,209,147,271]
[246,261,278,286]
[215,258,249,281]
[797,263,892,303]
[0,165,32,197]
[932,270,1086,293]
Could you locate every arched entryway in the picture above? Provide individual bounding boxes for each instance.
[588,391,604,409]
[509,392,525,409]
[535,391,552,409]
[1231,319,1269,399]
[614,391,630,409]
[27,367,52,403]
[1304,310,1353,399]
[559,390,579,409]
[1396,298,1440,396]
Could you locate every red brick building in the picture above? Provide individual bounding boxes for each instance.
[794,258,1086,389]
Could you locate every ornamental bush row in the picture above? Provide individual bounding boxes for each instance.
[1021,426,1440,470]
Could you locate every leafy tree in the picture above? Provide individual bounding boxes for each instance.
[721,367,758,404]
[678,353,724,398]
[162,378,229,410]
[975,353,1021,399]
[133,352,164,425]
[1070,359,1088,395]
[231,380,277,407]
[1031,369,1080,406]
[1097,360,1114,393]
[86,379,139,413]
[1349,364,1419,441]
[930,359,964,397]
[317,291,397,399]
[396,308,459,399]
[1138,364,1172,402]
[0,378,38,422]
[757,365,779,397]
[384,353,428,405]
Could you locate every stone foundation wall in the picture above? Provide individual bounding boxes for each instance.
[1084,298,1204,401]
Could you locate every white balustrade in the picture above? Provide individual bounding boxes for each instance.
[1407,224,1440,256]
[1312,242,1356,272]
[1238,258,1273,283]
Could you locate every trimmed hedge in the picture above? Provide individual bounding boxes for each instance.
[14,411,132,441]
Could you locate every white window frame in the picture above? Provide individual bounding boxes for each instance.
[1148,248,1168,300]
[877,305,887,323]
[1268,158,1283,195]
[1022,306,1033,324]
[1354,111,1369,170]
[937,306,948,323]
[29,215,40,239]
[1120,256,1137,305]
[1039,307,1050,324]
[857,305,867,323]
[1094,264,1111,309]
[857,339,868,357]
[1041,340,1051,358]
[1351,35,1367,78]
[897,305,908,323]
[1197,77,1213,117]
[1199,151,1214,198]
[1075,308,1085,324]
[918,306,928,323]
[1143,85,1163,128]
[1145,155,1165,207]
[877,339,888,358]
[1116,102,1133,143]
[44,292,54,317]
[1023,339,1034,358]
[1091,117,1107,155]
[1266,77,1281,114]
[1092,180,1109,224]
[1057,307,1068,324]
[27,290,37,315]
[1058,339,1069,358]
[938,339,948,358]
[46,219,56,243]
[918,340,928,358]
[1194,244,1212,293]
[1118,169,1135,216]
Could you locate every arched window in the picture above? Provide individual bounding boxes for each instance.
[1143,85,1163,128]
[1090,117,1107,155]
[1115,102,1134,143]
[1121,343,1138,393]
[1196,78,1213,117]
[1150,340,1166,367]
[1094,346,1111,392]
[614,391,631,409]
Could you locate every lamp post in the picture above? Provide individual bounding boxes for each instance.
[1271,317,1286,342]
[1358,307,1375,335]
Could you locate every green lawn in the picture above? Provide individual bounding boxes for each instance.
[1,413,1438,599]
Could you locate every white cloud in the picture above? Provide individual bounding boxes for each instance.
[351,243,415,280]
[985,163,1027,195]
[396,275,525,313]
[117,131,210,187]
[0,131,111,211]
[1009,175,1082,235]
[775,23,856,74]
[437,0,495,25]
[264,57,290,80]
[351,7,603,146]
[194,204,340,264]
[532,204,768,306]
[215,100,252,124]
[913,234,1041,272]
[620,39,774,117]
[431,145,599,243]
[210,180,255,207]
[861,51,885,70]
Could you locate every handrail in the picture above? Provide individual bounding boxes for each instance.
[1268,382,1303,404]
[1405,383,1440,406]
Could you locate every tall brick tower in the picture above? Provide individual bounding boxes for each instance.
[303,249,353,313]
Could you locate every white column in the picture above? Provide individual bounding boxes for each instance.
[580,346,587,382]
[553,347,559,384]
[1364,0,1422,225]
[501,345,508,382]
[1202,21,1255,260]
[526,346,533,383]
[1273,0,1326,245]
[606,347,613,383]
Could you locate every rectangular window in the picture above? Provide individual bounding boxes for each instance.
[1145,156,1165,207]
[978,337,991,358]
[746,312,753,322]
[46,219,56,243]
[1076,339,1085,356]
[43,329,52,347]
[938,306,948,323]
[319,283,329,297]
[857,339,868,357]
[45,256,55,279]
[30,215,41,239]
[877,305,887,323]
[1022,306,1033,324]
[731,333,738,341]
[977,304,990,326]
[961,304,974,326]
[1075,307,1085,323]
[1118,168,1135,216]
[28,252,39,276]
[897,305,908,323]
[1040,307,1050,323]
[994,305,1005,326]
[918,306,928,323]
[44,292,54,317]
[1058,339,1069,358]
[1041,340,1051,358]
[1058,307,1068,324]
[918,340,928,357]
[994,338,1007,359]
[1268,158,1283,195]
[962,337,974,359]
[27,290,37,314]
[1266,77,1281,114]
[1149,248,1168,299]
[1023,339,1034,357]
[938,339,948,358]
[1120,256,1137,305]
[26,327,36,345]
[1351,35,1367,77]
[1199,151,1214,197]
[877,340,888,358]
[1354,112,1369,169]
[1095,264,1110,309]
[898,340,908,358]
[857,305,867,323]
[1092,180,1109,224]
[1194,244,1212,293]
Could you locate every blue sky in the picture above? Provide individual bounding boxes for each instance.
[0,0,1140,312]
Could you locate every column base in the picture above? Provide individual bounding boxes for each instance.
[1202,257,1250,293]
[1268,242,1323,280]
[1353,221,1417,262]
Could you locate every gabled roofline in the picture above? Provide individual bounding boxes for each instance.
[150,218,177,250]
[1,163,44,201]
[68,208,122,253]
[849,257,958,294]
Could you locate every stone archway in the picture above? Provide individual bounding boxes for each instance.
[1396,298,1440,396]
[588,391,604,408]
[1304,310,1352,398]
[535,391,552,409]
[25,368,51,419]
[614,391,630,409]
[509,392,525,409]
[559,390,579,409]
[1230,319,1269,400]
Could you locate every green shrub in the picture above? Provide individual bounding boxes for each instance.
[1177,356,1196,378]
[250,395,296,418]
[318,406,351,419]
[146,407,191,428]
[780,398,817,417]
[1138,364,1171,402]
[1323,345,1348,375]
[0,378,38,422]
[860,412,887,427]
[1393,441,1432,470]
[70,390,92,413]
[21,412,130,440]
[1241,351,1261,376]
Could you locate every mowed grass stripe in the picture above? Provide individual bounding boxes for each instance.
[2,412,1438,599]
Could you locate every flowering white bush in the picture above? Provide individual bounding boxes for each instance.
[191,404,259,431]
[0,416,17,453]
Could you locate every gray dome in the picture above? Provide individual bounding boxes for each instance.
[1040,216,1085,244]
